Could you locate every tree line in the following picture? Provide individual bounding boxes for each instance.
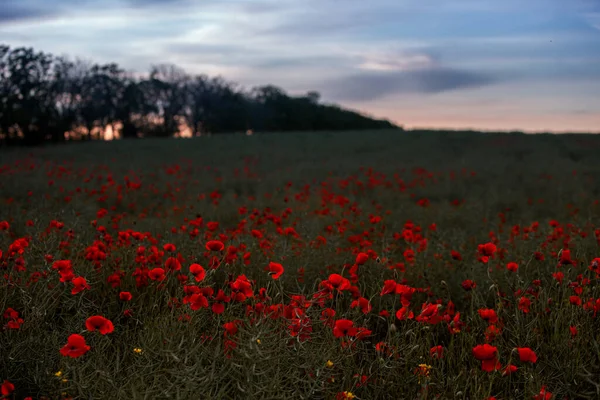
[0,44,399,146]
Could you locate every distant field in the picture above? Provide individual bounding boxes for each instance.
[2,130,600,399]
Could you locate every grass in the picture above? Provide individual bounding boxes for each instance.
[1,129,600,399]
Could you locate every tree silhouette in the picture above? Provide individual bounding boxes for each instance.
[0,43,400,146]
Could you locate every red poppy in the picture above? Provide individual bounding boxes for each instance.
[502,364,518,376]
[60,334,90,358]
[268,262,284,279]
[350,297,372,314]
[485,324,502,342]
[517,347,537,363]
[86,315,114,335]
[189,263,206,282]
[71,276,90,295]
[355,252,369,265]
[416,303,442,324]
[506,262,519,272]
[223,321,239,337]
[205,240,225,252]
[230,275,253,302]
[188,293,209,310]
[148,267,166,281]
[395,306,414,320]
[333,319,357,338]
[430,345,444,359]
[327,274,351,291]
[380,280,397,296]
[461,279,477,291]
[478,242,497,257]
[477,242,497,263]
[119,291,132,301]
[472,344,500,372]
[1,380,14,396]
[518,296,531,313]
[163,243,176,252]
[570,326,578,337]
[478,309,498,324]
[165,257,182,271]
[569,295,582,306]
[211,290,230,314]
[533,386,552,400]
[206,221,219,231]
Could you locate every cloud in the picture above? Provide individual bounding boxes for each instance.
[0,2,57,24]
[323,67,497,101]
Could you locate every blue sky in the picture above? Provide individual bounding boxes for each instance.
[1,0,599,131]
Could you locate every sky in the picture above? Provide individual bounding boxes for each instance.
[1,0,600,132]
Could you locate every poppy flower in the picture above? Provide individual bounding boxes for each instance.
[211,290,230,314]
[517,347,537,363]
[148,267,166,281]
[395,306,414,320]
[119,291,132,301]
[502,364,518,376]
[350,297,372,314]
[86,315,114,335]
[189,263,206,282]
[381,280,398,296]
[416,303,442,324]
[327,274,351,291]
[533,386,552,400]
[165,257,181,271]
[430,345,444,359]
[472,344,500,372]
[163,243,176,252]
[333,319,357,338]
[71,276,90,295]
[570,326,578,337]
[518,296,531,313]
[188,293,209,310]
[268,262,284,279]
[477,242,497,263]
[355,252,369,265]
[223,321,239,337]
[461,280,476,291]
[569,296,582,306]
[60,334,90,358]
[506,262,519,272]
[478,309,498,324]
[230,275,253,302]
[478,242,497,257]
[395,284,416,305]
[205,240,225,252]
[1,380,14,396]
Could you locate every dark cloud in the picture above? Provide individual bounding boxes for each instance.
[323,67,497,101]
[0,2,56,24]
[0,0,194,25]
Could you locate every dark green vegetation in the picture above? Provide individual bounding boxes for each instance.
[2,130,600,399]
[0,44,397,147]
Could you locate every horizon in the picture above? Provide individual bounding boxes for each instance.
[1,0,599,133]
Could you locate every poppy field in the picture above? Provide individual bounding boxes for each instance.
[2,130,600,399]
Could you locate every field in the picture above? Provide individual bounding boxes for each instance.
[2,130,600,399]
